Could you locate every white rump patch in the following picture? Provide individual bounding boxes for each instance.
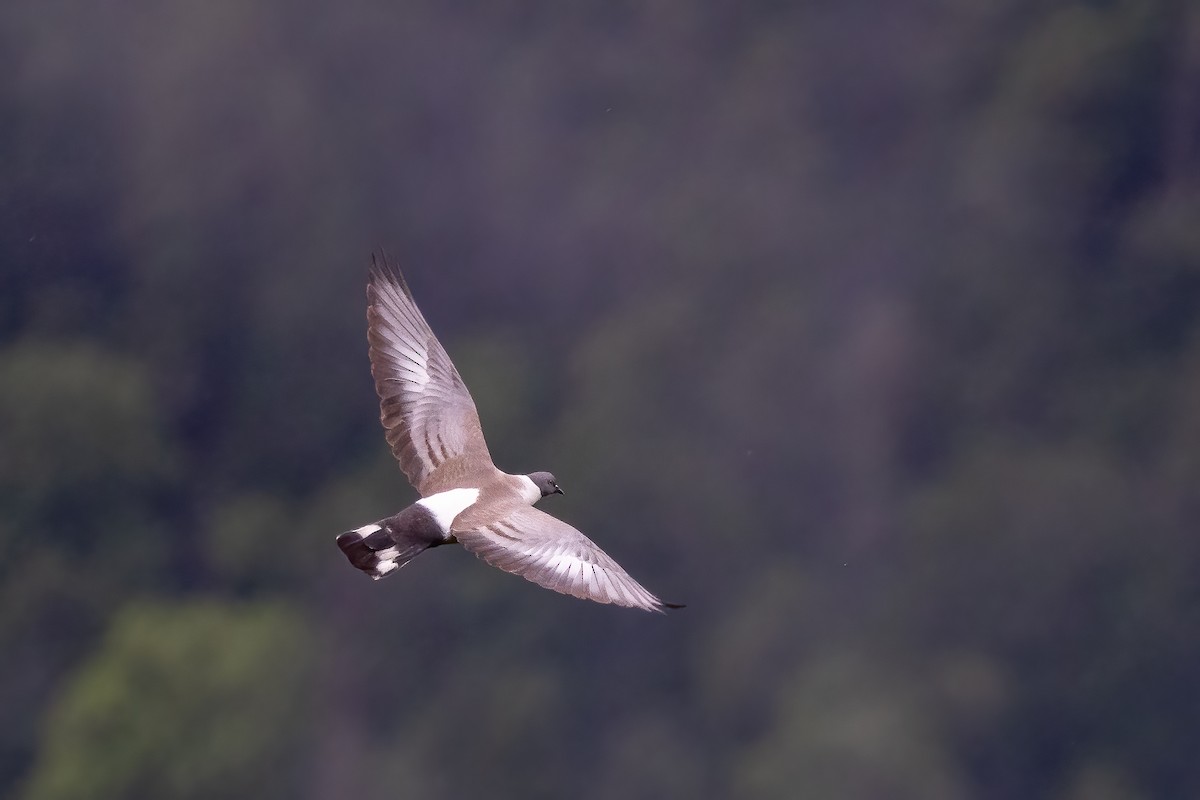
[417,488,481,533]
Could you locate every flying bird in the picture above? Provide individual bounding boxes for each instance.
[335,254,683,613]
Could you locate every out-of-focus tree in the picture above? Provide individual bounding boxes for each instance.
[22,601,313,800]
[734,651,967,800]
[0,344,177,788]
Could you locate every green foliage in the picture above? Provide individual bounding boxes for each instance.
[736,652,967,800]
[0,343,175,526]
[23,601,313,800]
[0,344,179,788]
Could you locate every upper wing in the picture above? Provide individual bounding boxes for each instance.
[453,505,681,613]
[367,254,495,495]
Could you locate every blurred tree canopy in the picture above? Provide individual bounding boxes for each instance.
[23,602,312,800]
[2,0,1199,798]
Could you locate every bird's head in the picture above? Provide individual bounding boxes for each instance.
[528,471,564,498]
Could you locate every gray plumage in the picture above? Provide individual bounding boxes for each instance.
[335,254,682,613]
[367,258,494,496]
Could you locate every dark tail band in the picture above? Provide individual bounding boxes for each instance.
[336,522,426,580]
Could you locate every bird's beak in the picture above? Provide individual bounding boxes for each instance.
[554,486,564,495]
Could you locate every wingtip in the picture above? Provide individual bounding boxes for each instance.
[367,249,413,299]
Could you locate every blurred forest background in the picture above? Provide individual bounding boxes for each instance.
[3,1,1200,798]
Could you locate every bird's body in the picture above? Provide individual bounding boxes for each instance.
[335,255,681,613]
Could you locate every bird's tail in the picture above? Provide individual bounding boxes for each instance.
[335,522,428,580]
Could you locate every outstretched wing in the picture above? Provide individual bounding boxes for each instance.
[367,253,496,495]
[454,505,682,613]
